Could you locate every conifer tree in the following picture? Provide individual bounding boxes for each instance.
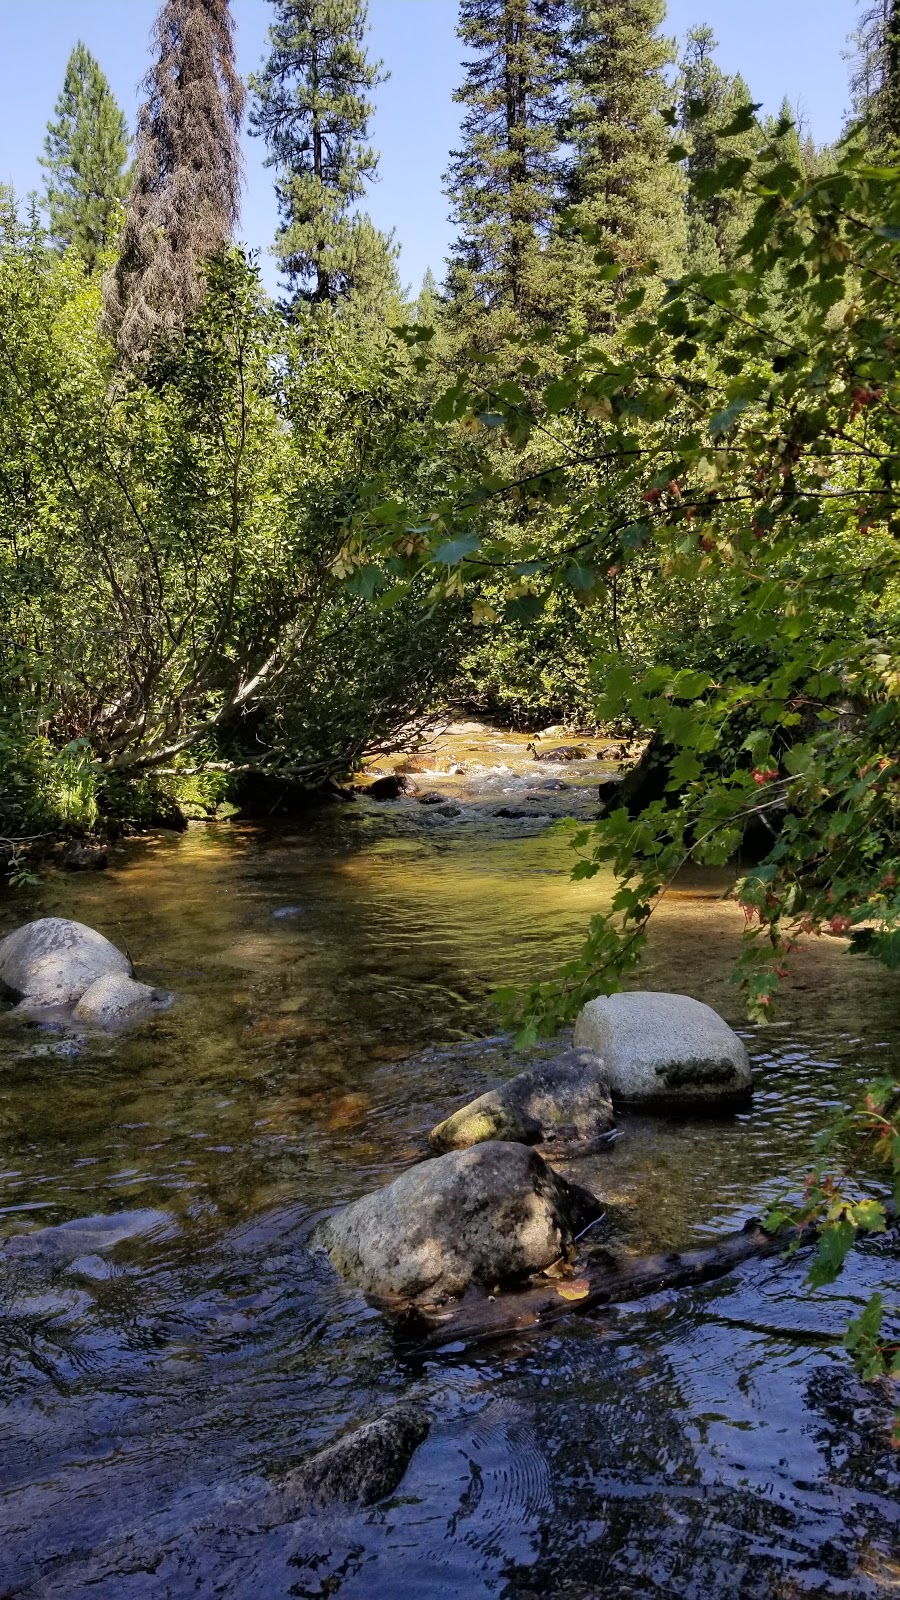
[561,0,685,323]
[103,0,245,362]
[250,0,396,307]
[414,267,439,324]
[677,26,756,272]
[0,184,18,246]
[761,100,831,180]
[444,0,570,323]
[848,1,900,156]
[40,42,130,272]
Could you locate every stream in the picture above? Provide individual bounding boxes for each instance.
[1,726,898,1598]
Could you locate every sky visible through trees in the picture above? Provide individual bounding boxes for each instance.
[0,0,860,295]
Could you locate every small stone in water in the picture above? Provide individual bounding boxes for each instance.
[53,1037,88,1058]
[65,1253,116,1281]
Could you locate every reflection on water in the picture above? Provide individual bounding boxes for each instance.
[0,771,898,1597]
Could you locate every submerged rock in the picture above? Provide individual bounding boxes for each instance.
[396,755,435,774]
[417,790,447,806]
[573,991,752,1104]
[493,805,547,820]
[318,1142,602,1302]
[367,774,414,800]
[0,918,131,1007]
[429,1048,614,1155]
[73,972,174,1029]
[1,1209,171,1273]
[260,1405,431,1523]
[60,839,108,872]
[533,745,588,762]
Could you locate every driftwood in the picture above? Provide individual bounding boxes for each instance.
[391,1201,899,1352]
[389,1219,809,1352]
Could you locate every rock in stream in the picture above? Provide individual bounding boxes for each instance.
[259,1405,431,1523]
[73,972,175,1027]
[429,1047,614,1155]
[318,1141,602,1302]
[574,991,752,1104]
[0,917,173,1029]
[0,917,132,1007]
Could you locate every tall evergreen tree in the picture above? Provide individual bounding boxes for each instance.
[848,0,900,155]
[40,42,130,272]
[677,25,756,272]
[0,184,17,246]
[250,0,396,307]
[103,0,245,362]
[561,0,685,323]
[761,100,831,180]
[444,0,570,323]
[414,267,439,324]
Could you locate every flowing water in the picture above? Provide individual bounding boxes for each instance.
[1,727,898,1599]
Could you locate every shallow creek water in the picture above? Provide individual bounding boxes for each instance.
[1,727,898,1599]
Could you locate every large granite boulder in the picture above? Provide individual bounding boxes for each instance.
[0,917,131,1007]
[429,1048,614,1156]
[260,1406,430,1524]
[318,1142,602,1303]
[573,991,751,1105]
[73,972,174,1029]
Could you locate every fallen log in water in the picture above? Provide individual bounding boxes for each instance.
[389,1218,809,1352]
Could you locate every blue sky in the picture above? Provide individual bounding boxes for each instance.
[0,0,860,296]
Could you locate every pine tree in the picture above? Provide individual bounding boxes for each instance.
[761,100,832,180]
[677,26,756,272]
[414,267,439,324]
[0,184,17,247]
[561,0,685,323]
[40,42,130,271]
[444,0,570,324]
[250,0,395,307]
[848,1,900,155]
[103,0,245,361]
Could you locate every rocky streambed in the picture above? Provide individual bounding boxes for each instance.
[0,727,898,1599]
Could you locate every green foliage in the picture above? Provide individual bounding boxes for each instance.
[364,128,900,1025]
[0,205,468,833]
[250,0,397,309]
[40,41,130,272]
[358,126,900,1400]
[346,100,900,1430]
[763,1079,899,1433]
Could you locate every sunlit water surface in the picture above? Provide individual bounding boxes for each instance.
[1,734,898,1598]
